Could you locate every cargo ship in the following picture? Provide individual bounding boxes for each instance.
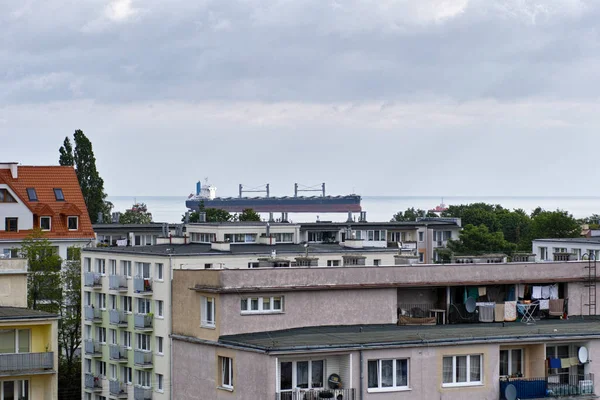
[185,181,362,213]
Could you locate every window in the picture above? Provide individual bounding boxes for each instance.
[137,370,151,387]
[241,296,283,314]
[156,373,164,392]
[156,336,163,355]
[201,296,215,327]
[135,235,141,246]
[155,263,163,280]
[96,293,106,309]
[224,233,257,243]
[418,232,424,242]
[67,216,78,230]
[0,189,16,203]
[156,300,163,318]
[109,260,117,275]
[419,252,424,263]
[145,235,152,246]
[219,356,233,389]
[67,247,81,261]
[136,333,151,351]
[368,359,409,391]
[136,262,151,279]
[110,363,117,380]
[121,296,132,313]
[109,329,117,345]
[26,188,37,201]
[204,263,212,269]
[121,261,132,277]
[274,233,294,242]
[280,360,323,391]
[5,218,17,232]
[137,298,151,314]
[373,259,381,266]
[53,188,64,201]
[40,216,51,231]
[368,230,374,241]
[121,366,132,384]
[546,345,570,382]
[2,248,19,258]
[109,295,117,310]
[442,355,482,387]
[96,259,106,275]
[122,331,132,349]
[540,247,548,261]
[96,327,106,344]
[0,329,30,353]
[96,360,106,377]
[327,260,340,266]
[500,349,523,377]
[247,262,259,268]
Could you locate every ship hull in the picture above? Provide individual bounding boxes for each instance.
[185,196,362,213]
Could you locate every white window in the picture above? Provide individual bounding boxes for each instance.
[156,300,164,318]
[241,296,283,314]
[155,263,163,280]
[122,331,131,349]
[137,298,151,314]
[201,296,215,327]
[40,216,51,231]
[96,327,106,343]
[121,366,132,384]
[204,263,212,269]
[279,360,323,391]
[418,232,424,242]
[367,359,409,391]
[137,370,151,388]
[85,358,92,373]
[121,261,132,278]
[156,374,164,392]
[96,259,106,275]
[500,349,523,377]
[419,253,424,263]
[145,235,152,246]
[136,333,151,351]
[540,247,548,261]
[247,262,259,268]
[121,296,132,313]
[442,355,482,387]
[136,262,151,279]
[110,363,117,380]
[109,260,117,275]
[156,336,163,355]
[85,325,92,340]
[96,293,106,309]
[96,360,106,377]
[67,216,78,230]
[109,295,117,310]
[109,329,117,345]
[373,259,381,266]
[326,260,340,266]
[220,356,233,389]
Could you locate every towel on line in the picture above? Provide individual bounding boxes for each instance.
[541,286,550,299]
[540,300,549,310]
[549,284,559,299]
[570,357,579,366]
[560,358,571,368]
[532,286,542,299]
[549,358,561,369]
[478,287,486,296]
[517,284,525,298]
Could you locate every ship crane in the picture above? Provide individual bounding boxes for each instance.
[294,183,326,197]
[239,183,270,198]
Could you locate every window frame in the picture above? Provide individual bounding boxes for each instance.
[0,189,17,203]
[26,188,38,201]
[367,358,410,392]
[201,296,216,328]
[5,217,18,232]
[67,216,78,230]
[156,336,163,355]
[40,216,51,231]
[53,188,65,201]
[155,300,164,318]
[500,348,523,377]
[155,263,164,281]
[442,354,483,387]
[219,356,234,390]
[240,296,283,314]
[279,359,325,391]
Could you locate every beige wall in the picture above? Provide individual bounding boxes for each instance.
[172,339,274,400]
[0,258,27,307]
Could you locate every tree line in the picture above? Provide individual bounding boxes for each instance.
[392,203,583,256]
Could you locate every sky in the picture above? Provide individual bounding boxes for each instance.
[2,0,600,197]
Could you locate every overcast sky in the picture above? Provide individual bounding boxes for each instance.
[2,0,599,197]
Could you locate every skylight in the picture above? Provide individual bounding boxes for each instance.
[53,188,64,201]
[26,188,38,201]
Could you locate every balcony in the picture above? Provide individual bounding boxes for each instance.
[276,389,355,400]
[499,374,594,399]
[84,373,102,392]
[109,344,129,363]
[134,386,152,400]
[84,272,102,288]
[134,350,153,368]
[109,380,128,398]
[84,305,103,323]
[0,352,54,376]
[134,313,153,332]
[109,274,128,292]
[109,309,129,327]
[84,340,103,357]
[134,276,152,294]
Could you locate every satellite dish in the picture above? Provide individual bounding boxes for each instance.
[465,297,476,313]
[327,373,342,389]
[505,383,517,400]
[579,346,589,364]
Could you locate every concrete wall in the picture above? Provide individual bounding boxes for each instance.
[172,339,274,400]
[0,258,27,307]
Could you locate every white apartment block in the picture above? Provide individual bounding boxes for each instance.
[533,238,600,262]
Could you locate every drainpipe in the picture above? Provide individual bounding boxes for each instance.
[359,349,364,400]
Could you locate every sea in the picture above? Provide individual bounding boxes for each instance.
[107,196,600,224]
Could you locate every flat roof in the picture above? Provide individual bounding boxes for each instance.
[93,223,168,230]
[83,243,398,257]
[217,318,600,353]
[302,221,459,229]
[534,238,600,244]
[0,307,58,321]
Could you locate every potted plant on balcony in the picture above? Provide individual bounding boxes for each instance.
[144,280,152,291]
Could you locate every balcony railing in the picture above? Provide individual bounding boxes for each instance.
[109,309,129,326]
[84,305,103,322]
[84,373,102,391]
[499,374,594,399]
[134,313,153,331]
[84,272,102,288]
[134,386,152,400]
[134,276,152,293]
[276,389,355,400]
[84,340,102,356]
[109,274,128,291]
[109,380,128,398]
[0,352,54,374]
[109,344,129,362]
[134,350,153,367]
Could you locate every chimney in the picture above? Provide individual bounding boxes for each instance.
[0,163,19,179]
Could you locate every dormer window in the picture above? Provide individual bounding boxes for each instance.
[0,189,16,203]
[26,188,38,201]
[53,188,64,201]
[40,216,51,231]
[68,216,78,231]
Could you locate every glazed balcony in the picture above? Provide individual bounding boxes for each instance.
[84,272,102,288]
[134,313,153,332]
[84,306,103,323]
[134,386,152,400]
[109,309,129,327]
[84,340,102,357]
[109,380,128,398]
[84,373,102,392]
[109,274,128,292]
[109,344,129,363]
[134,350,153,368]
[134,276,152,294]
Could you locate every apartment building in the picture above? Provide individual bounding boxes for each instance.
[93,223,167,247]
[81,223,400,400]
[0,162,95,260]
[533,238,600,262]
[0,258,59,400]
[170,261,600,400]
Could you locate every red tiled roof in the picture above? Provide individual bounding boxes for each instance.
[0,166,95,240]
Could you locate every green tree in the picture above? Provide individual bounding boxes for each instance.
[447,224,516,256]
[237,208,261,222]
[528,209,581,240]
[119,203,153,224]
[391,207,436,222]
[59,130,112,223]
[59,247,82,396]
[19,230,62,313]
